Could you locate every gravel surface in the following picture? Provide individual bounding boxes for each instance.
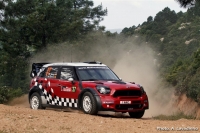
[0,103,200,133]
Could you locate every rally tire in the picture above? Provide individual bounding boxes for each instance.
[30,92,45,110]
[81,92,98,115]
[129,110,145,119]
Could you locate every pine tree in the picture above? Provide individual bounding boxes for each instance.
[0,0,107,91]
[175,0,195,8]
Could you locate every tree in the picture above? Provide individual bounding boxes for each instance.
[154,7,177,24]
[0,0,5,21]
[175,0,196,8]
[147,16,153,22]
[1,0,107,49]
[0,0,107,94]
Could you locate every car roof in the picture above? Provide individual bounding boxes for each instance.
[43,62,107,67]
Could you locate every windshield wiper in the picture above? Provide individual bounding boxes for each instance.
[101,79,120,81]
[81,79,98,81]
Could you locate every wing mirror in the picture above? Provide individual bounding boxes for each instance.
[68,77,74,82]
[30,71,35,78]
[68,77,75,85]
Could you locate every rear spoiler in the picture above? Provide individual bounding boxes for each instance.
[30,63,49,78]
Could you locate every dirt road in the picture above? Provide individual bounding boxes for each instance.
[0,101,200,133]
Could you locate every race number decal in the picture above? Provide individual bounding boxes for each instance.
[120,101,131,104]
[72,86,76,92]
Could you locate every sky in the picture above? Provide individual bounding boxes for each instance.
[93,0,187,31]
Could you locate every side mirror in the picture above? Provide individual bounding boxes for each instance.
[68,77,74,82]
[119,78,122,81]
[68,77,75,85]
[30,71,35,78]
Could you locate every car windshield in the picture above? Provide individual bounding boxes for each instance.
[77,66,120,81]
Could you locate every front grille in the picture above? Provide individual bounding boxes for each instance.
[119,97,140,99]
[132,101,141,103]
[115,104,143,110]
[113,90,141,97]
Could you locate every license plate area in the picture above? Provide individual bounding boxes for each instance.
[120,101,131,104]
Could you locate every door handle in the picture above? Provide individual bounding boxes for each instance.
[57,84,62,87]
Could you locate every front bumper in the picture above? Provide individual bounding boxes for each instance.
[99,94,149,112]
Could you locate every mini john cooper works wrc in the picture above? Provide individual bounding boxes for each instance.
[29,61,149,118]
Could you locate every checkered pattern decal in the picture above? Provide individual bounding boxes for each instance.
[34,78,78,108]
[42,88,78,107]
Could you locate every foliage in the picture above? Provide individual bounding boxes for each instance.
[1,0,107,49]
[175,0,196,8]
[0,86,23,104]
[153,112,196,120]
[0,50,29,90]
[1,0,200,105]
[121,4,200,103]
[0,0,107,103]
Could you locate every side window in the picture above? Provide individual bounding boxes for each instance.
[38,67,46,77]
[60,67,75,80]
[45,66,59,79]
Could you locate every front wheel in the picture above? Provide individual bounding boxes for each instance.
[81,92,98,115]
[30,92,45,109]
[129,110,145,119]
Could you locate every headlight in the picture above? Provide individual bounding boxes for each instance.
[96,86,110,94]
[136,84,145,94]
[99,87,106,94]
[140,86,145,93]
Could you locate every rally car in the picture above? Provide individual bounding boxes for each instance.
[29,61,149,118]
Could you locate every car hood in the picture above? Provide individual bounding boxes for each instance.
[82,80,141,90]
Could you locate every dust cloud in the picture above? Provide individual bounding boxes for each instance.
[14,32,179,117]
[8,94,29,108]
[111,43,177,117]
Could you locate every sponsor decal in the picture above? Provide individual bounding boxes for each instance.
[61,86,76,92]
[78,67,108,69]
[103,101,114,104]
[72,86,76,92]
[61,86,71,92]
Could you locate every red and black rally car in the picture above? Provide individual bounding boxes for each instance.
[29,61,149,118]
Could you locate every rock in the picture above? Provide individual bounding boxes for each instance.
[160,38,164,42]
[185,39,196,45]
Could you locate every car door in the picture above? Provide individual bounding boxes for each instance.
[56,66,80,108]
[43,66,60,105]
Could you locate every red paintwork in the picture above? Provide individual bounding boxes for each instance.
[81,81,149,112]
[30,78,149,112]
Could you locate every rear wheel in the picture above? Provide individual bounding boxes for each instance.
[81,92,98,115]
[30,92,45,109]
[129,110,145,119]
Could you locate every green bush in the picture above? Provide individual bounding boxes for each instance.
[0,86,23,104]
[153,112,196,120]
